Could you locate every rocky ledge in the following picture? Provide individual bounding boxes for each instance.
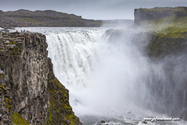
[0,32,81,125]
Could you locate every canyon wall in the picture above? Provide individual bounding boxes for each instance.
[0,32,81,125]
[143,31,187,120]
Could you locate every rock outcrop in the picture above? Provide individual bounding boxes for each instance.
[147,31,187,59]
[0,32,81,125]
[134,7,187,24]
[140,31,187,120]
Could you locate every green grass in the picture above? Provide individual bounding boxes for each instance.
[140,7,186,12]
[140,15,187,34]
[13,17,41,24]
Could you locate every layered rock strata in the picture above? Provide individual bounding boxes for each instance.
[0,32,81,125]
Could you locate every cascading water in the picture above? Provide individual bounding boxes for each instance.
[13,27,187,125]
[46,28,152,119]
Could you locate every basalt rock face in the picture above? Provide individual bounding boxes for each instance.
[147,31,187,59]
[0,32,81,125]
[143,31,187,120]
[134,7,187,24]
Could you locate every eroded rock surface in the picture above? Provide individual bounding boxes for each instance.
[0,32,81,125]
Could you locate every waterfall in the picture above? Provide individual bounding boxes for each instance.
[45,28,155,123]
[46,29,103,88]
[13,27,186,125]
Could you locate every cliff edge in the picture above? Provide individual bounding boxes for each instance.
[0,32,81,125]
[134,7,187,24]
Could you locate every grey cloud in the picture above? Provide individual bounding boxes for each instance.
[0,0,186,19]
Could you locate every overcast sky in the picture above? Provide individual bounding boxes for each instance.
[0,0,186,20]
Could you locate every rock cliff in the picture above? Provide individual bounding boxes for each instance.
[147,31,187,59]
[139,31,187,120]
[0,32,81,125]
[134,7,187,24]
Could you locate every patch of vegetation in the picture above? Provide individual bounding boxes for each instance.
[147,31,187,58]
[140,7,186,12]
[141,11,187,59]
[13,17,42,24]
[0,85,5,89]
[140,15,187,33]
[12,112,29,125]
[45,72,80,125]
[4,99,12,111]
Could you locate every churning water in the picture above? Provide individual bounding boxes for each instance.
[13,27,187,125]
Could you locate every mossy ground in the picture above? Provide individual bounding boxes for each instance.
[12,113,29,125]
[0,80,12,112]
[4,97,12,111]
[45,72,81,125]
[147,31,187,58]
[139,12,187,58]
[140,7,187,12]
[140,15,187,34]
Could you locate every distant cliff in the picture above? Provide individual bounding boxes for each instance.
[135,30,187,120]
[134,7,187,24]
[147,31,187,59]
[133,6,187,120]
[0,32,81,124]
[0,9,102,28]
